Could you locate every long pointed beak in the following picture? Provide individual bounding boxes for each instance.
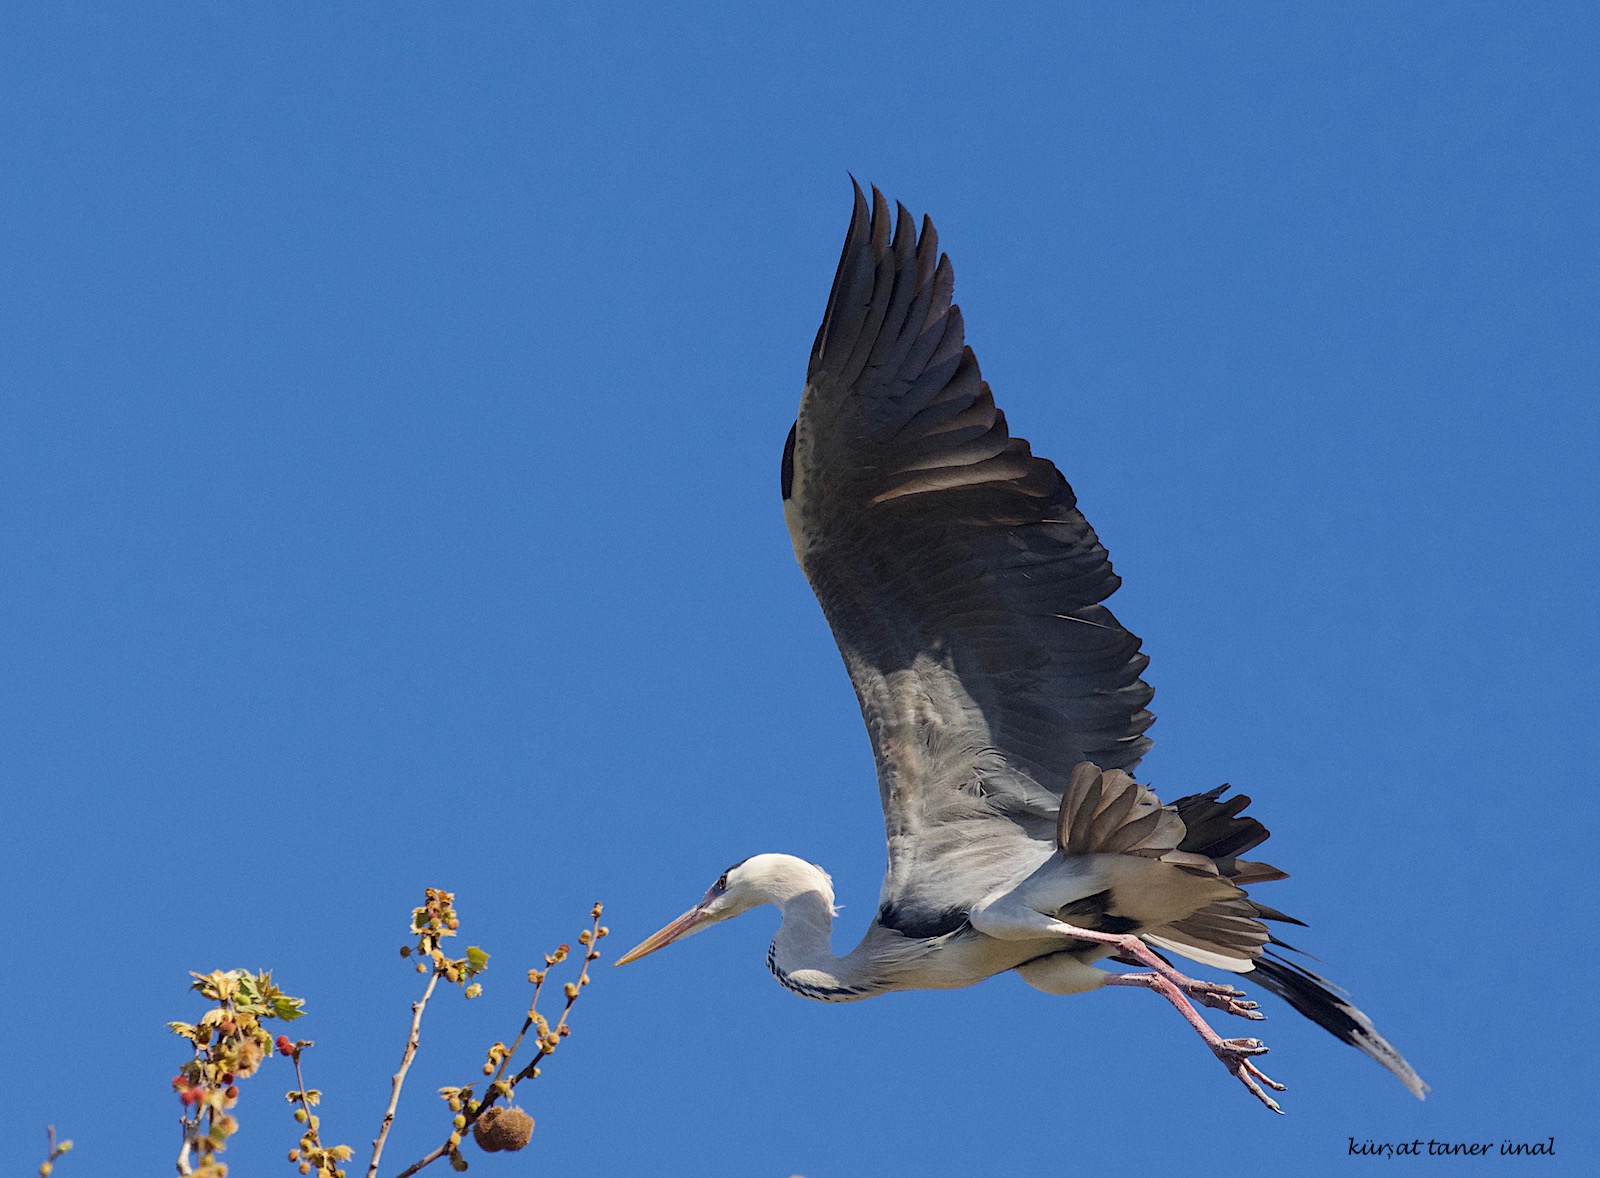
[613,904,713,967]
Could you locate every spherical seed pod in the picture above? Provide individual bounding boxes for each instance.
[472,1106,534,1153]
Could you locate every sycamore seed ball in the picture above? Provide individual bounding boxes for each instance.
[472,1106,535,1153]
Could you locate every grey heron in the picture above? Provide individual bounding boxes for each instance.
[616,184,1427,1112]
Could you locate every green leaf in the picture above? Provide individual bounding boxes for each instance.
[270,993,307,1021]
[465,946,489,976]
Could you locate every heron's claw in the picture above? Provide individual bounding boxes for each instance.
[1185,980,1264,1021]
[1212,1038,1286,1113]
[1215,1036,1269,1058]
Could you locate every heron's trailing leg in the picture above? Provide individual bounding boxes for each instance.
[1050,923,1284,1113]
[1103,971,1286,1112]
[1108,969,1262,1020]
[973,901,1286,1111]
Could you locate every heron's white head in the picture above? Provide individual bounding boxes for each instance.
[614,853,835,967]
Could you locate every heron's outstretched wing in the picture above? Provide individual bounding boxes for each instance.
[784,185,1155,932]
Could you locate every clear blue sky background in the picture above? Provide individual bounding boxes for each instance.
[4,3,1596,1175]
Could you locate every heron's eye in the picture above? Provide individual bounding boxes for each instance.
[716,874,728,890]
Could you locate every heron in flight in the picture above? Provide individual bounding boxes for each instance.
[616,184,1426,1111]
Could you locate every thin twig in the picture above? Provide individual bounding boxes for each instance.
[490,967,549,1087]
[290,1049,318,1136]
[176,1063,196,1174]
[42,1125,72,1178]
[368,968,442,1178]
[391,906,604,1178]
[176,1048,203,1175]
[390,1138,448,1178]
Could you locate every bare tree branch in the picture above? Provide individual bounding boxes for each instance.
[368,969,442,1178]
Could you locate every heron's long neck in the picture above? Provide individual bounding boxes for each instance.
[766,886,887,1003]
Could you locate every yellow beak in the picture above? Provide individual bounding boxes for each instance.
[613,903,714,967]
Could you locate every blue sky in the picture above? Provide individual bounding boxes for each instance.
[3,3,1596,1175]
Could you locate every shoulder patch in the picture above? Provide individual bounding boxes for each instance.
[877,900,970,940]
[780,421,797,500]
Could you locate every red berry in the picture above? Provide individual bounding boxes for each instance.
[181,1087,203,1106]
[225,1085,239,1099]
[171,1074,187,1091]
[276,1036,294,1056]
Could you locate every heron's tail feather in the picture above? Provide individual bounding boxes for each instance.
[1141,896,1268,972]
[1248,945,1430,1100]
[1170,784,1291,888]
[1056,763,1185,857]
[1073,768,1428,1099]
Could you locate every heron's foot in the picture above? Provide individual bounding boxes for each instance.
[1105,970,1261,1020]
[1183,979,1264,1021]
[1212,1037,1286,1113]
[1103,971,1287,1112]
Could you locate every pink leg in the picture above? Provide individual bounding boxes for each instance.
[1104,972,1286,1113]
[1115,968,1263,1020]
[1051,923,1287,1113]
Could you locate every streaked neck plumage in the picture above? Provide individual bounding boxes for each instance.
[746,855,889,1003]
